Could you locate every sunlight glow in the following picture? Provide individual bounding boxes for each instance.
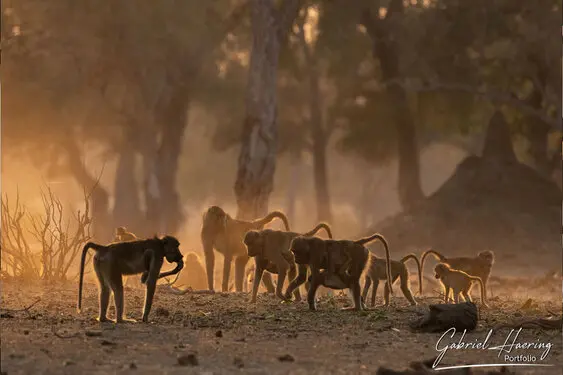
[303,5,319,45]
[379,7,387,19]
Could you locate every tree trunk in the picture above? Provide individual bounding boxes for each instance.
[525,86,551,174]
[308,57,332,224]
[234,0,302,220]
[154,88,188,234]
[142,87,188,235]
[112,129,143,234]
[363,1,423,210]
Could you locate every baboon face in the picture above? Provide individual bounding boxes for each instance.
[116,227,127,235]
[162,236,183,263]
[434,263,449,279]
[244,230,264,257]
[478,251,494,265]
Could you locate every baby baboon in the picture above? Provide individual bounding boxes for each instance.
[243,223,332,303]
[434,263,488,307]
[286,233,392,311]
[362,253,422,307]
[201,205,290,293]
[78,236,184,323]
[176,252,207,290]
[421,250,494,299]
[114,227,138,242]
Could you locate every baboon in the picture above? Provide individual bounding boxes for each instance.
[201,205,290,292]
[243,223,332,303]
[285,233,392,311]
[78,236,184,323]
[434,263,488,307]
[176,252,207,290]
[362,253,422,306]
[114,227,138,242]
[113,227,139,287]
[421,250,494,299]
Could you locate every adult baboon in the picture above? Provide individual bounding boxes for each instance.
[201,205,290,292]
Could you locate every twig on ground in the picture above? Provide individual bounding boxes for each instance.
[0,298,41,318]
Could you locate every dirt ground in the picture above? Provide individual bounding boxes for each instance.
[1,276,561,375]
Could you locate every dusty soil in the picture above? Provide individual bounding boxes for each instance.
[1,278,561,375]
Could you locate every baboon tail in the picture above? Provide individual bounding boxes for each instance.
[420,249,446,278]
[255,211,291,231]
[77,242,103,313]
[302,222,333,238]
[354,233,386,246]
[356,234,393,295]
[400,254,423,295]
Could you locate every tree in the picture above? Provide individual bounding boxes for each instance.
[234,0,302,220]
[361,0,423,209]
[4,1,249,239]
[294,6,333,223]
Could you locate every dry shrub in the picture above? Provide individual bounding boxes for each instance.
[1,186,92,282]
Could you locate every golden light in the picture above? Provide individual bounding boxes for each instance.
[303,5,319,45]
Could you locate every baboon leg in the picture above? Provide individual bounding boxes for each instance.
[202,238,215,291]
[234,255,249,292]
[307,272,321,311]
[384,275,398,306]
[362,276,372,302]
[342,281,363,311]
[284,265,307,299]
[250,265,264,303]
[399,272,417,306]
[98,285,111,322]
[371,279,379,307]
[142,250,162,323]
[454,292,460,304]
[261,273,276,294]
[222,255,233,292]
[444,286,451,304]
[482,279,488,300]
[94,260,111,322]
[111,274,134,323]
[383,282,391,306]
[275,265,289,301]
[288,266,301,302]
[462,290,472,303]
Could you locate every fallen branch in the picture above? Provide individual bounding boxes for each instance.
[411,302,479,333]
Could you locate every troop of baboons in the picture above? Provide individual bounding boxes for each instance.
[77,206,494,323]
